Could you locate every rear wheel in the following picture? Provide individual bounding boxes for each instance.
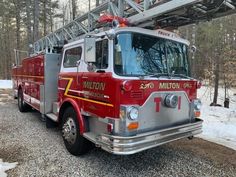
[62,107,91,155]
[188,136,194,140]
[18,89,28,112]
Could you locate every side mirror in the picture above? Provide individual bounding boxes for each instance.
[190,45,197,53]
[84,37,96,62]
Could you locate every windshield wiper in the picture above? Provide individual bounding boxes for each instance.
[171,73,194,80]
[140,73,194,80]
[140,73,170,79]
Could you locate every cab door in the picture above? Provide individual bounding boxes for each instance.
[58,44,83,104]
[81,39,113,118]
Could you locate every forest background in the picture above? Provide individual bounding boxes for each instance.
[0,0,235,104]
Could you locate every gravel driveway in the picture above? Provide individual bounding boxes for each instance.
[0,89,236,177]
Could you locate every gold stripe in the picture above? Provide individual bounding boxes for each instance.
[62,77,114,107]
[13,75,44,79]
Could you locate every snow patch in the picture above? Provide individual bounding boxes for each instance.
[0,80,12,89]
[197,86,236,150]
[0,159,17,177]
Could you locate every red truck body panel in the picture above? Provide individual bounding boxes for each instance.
[12,55,44,110]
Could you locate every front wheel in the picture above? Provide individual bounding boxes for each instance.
[62,107,91,156]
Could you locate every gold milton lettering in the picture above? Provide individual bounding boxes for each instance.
[159,83,180,89]
[83,81,106,91]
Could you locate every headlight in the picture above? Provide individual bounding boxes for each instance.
[127,106,139,120]
[194,99,202,110]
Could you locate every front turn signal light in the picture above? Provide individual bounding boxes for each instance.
[197,81,202,89]
[127,122,139,131]
[194,110,201,118]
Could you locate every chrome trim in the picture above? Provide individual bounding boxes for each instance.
[58,87,65,91]
[95,118,202,155]
[69,89,84,94]
[104,95,110,99]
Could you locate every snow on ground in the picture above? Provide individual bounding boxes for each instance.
[197,85,236,150]
[0,80,12,89]
[0,159,17,177]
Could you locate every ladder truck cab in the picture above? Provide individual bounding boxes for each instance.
[13,0,235,155]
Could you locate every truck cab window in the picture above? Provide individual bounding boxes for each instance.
[94,39,108,69]
[114,33,190,76]
[64,47,82,67]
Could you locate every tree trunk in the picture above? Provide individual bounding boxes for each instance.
[49,0,53,32]
[0,22,3,78]
[72,0,76,20]
[62,3,66,26]
[14,0,21,50]
[212,22,224,106]
[213,50,219,105]
[43,0,47,36]
[33,0,39,42]
[3,15,11,79]
[26,0,33,54]
[96,0,99,6]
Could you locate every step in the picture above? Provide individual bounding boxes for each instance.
[46,113,58,122]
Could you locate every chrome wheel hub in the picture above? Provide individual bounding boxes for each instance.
[62,117,77,144]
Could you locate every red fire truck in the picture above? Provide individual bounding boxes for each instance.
[12,0,234,155]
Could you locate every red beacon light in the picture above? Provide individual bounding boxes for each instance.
[98,14,129,28]
[196,80,202,89]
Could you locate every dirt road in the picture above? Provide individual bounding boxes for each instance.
[0,89,236,177]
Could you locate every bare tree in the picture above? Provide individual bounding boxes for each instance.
[96,0,99,6]
[72,0,76,20]
[212,48,220,105]
[26,0,33,54]
[43,0,47,36]
[12,0,21,50]
[33,0,39,42]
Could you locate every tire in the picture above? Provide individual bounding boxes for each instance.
[62,107,91,156]
[188,136,194,140]
[18,89,28,112]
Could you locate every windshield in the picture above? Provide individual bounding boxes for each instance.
[114,32,190,77]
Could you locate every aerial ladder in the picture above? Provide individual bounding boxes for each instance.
[33,0,236,54]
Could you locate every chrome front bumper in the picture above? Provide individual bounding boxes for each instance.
[97,118,203,155]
